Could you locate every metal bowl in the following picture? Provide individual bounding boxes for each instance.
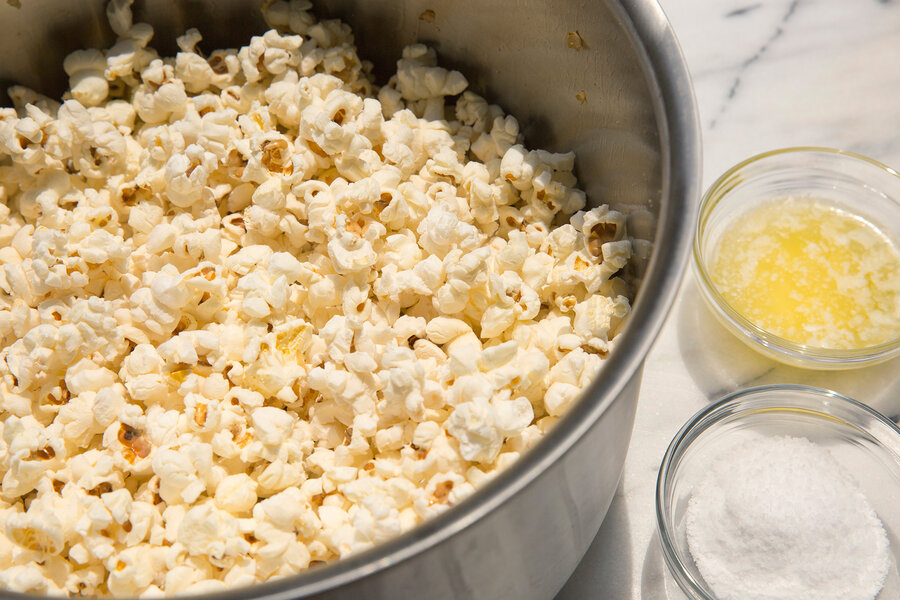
[0,1,700,598]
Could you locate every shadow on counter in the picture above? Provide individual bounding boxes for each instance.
[554,488,633,599]
[676,277,900,421]
[639,529,690,600]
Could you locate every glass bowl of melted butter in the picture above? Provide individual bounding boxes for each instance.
[694,147,900,369]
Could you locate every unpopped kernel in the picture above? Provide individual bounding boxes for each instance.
[0,0,634,595]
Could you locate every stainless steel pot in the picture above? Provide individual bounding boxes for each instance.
[0,0,700,598]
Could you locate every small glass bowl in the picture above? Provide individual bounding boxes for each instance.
[656,385,900,600]
[693,147,900,369]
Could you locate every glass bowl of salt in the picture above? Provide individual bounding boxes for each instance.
[656,384,900,600]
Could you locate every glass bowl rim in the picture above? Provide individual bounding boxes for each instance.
[692,146,900,367]
[655,383,900,600]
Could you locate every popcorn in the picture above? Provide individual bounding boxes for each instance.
[424,316,472,345]
[133,66,188,124]
[572,294,631,352]
[392,45,468,102]
[214,474,258,514]
[105,545,155,596]
[63,49,109,107]
[178,503,246,558]
[446,399,503,463]
[151,449,205,505]
[250,407,294,446]
[0,0,635,593]
[327,215,377,275]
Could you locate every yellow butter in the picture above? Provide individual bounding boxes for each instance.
[710,196,900,349]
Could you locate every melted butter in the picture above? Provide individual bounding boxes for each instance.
[710,196,900,349]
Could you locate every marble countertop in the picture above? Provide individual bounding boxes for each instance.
[558,0,900,597]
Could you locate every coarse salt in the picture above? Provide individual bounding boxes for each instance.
[686,435,890,600]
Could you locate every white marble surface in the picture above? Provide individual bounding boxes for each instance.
[558,0,900,597]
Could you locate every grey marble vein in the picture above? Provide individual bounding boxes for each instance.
[710,0,800,130]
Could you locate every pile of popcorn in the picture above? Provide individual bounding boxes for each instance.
[0,0,634,595]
